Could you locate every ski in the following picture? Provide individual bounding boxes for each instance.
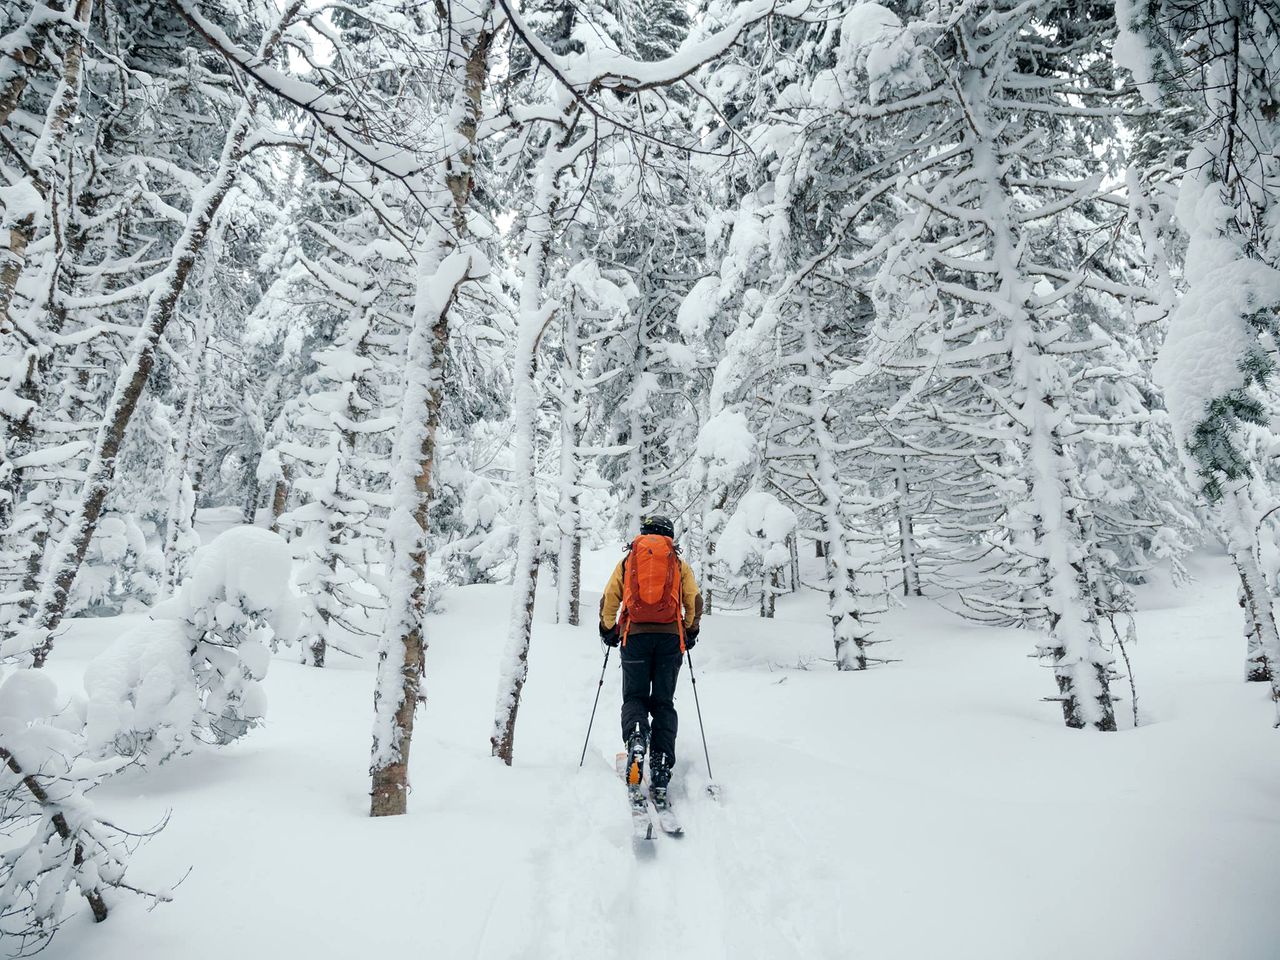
[616,752,654,845]
[650,798,683,837]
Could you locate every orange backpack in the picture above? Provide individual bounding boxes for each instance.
[621,534,683,644]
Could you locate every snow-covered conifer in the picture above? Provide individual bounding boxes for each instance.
[1118,0,1280,692]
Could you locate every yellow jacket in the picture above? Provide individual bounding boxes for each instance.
[599,554,703,635]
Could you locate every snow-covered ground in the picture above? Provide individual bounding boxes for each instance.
[39,547,1280,960]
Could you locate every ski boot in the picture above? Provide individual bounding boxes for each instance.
[649,752,672,810]
[626,725,647,805]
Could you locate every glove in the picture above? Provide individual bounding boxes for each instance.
[684,626,699,650]
[599,623,620,647]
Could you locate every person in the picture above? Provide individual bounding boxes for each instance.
[598,514,702,807]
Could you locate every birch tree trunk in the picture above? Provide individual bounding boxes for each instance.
[162,309,212,591]
[368,2,494,815]
[370,249,470,812]
[492,102,579,765]
[1220,484,1280,690]
[555,290,583,626]
[894,458,921,597]
[269,465,291,534]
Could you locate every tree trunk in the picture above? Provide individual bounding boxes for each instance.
[760,568,775,618]
[556,291,583,626]
[0,746,108,923]
[894,458,921,596]
[269,465,291,534]
[369,7,494,815]
[0,0,94,530]
[799,320,868,670]
[627,406,646,536]
[492,106,575,765]
[163,318,210,590]
[1220,485,1280,690]
[0,217,34,340]
[700,488,728,616]
[241,466,260,525]
[960,67,1115,730]
[370,249,471,814]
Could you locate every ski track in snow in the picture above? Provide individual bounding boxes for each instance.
[35,549,1280,960]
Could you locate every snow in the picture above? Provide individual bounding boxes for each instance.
[716,490,797,573]
[1153,153,1280,452]
[1155,257,1280,445]
[166,526,300,642]
[0,669,61,731]
[74,527,303,763]
[831,3,929,105]
[676,275,722,339]
[83,619,197,762]
[695,409,758,487]
[564,259,633,314]
[33,548,1280,960]
[1112,0,1162,107]
[0,180,44,225]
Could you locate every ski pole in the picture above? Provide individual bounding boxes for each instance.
[686,650,715,783]
[578,647,611,767]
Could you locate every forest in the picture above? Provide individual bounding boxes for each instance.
[1,0,1279,956]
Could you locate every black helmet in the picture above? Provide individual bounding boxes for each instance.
[639,514,675,539]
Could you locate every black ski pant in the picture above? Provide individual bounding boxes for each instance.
[620,632,682,768]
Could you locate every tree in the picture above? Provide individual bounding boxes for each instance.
[1118,0,1280,697]
[8,0,307,667]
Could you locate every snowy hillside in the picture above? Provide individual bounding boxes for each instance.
[38,549,1280,960]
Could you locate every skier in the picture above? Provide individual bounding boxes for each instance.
[598,514,702,808]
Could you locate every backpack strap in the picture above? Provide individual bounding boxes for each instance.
[619,552,631,647]
[674,558,686,654]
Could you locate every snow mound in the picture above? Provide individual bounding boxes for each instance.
[169,525,300,643]
[0,670,60,730]
[0,669,81,776]
[84,620,198,763]
[86,527,302,762]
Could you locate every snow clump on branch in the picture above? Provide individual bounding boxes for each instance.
[84,527,300,764]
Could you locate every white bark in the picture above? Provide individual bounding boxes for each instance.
[1219,484,1280,697]
[801,324,869,670]
[555,291,583,626]
[894,458,921,597]
[370,244,470,811]
[369,0,494,812]
[492,112,568,765]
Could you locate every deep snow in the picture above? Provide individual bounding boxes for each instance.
[36,548,1280,960]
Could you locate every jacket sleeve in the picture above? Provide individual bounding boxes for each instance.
[680,560,704,631]
[599,560,625,629]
